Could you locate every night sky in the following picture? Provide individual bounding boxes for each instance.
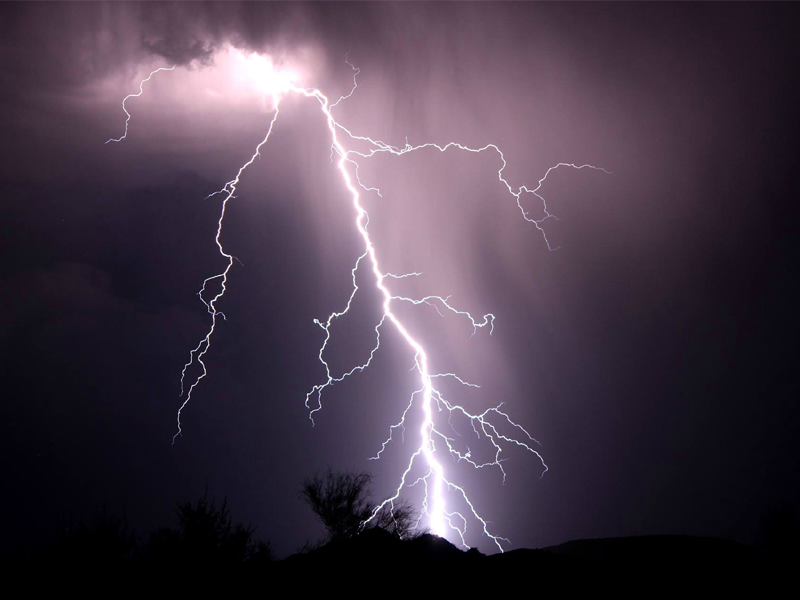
[1,2,797,557]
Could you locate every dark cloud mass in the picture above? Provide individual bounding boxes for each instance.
[0,2,797,557]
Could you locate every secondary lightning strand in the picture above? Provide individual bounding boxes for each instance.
[343,140,611,250]
[174,104,282,444]
[106,66,176,144]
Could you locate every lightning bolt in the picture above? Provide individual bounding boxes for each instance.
[109,54,609,551]
[105,66,175,144]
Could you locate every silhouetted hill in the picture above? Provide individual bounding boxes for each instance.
[280,527,470,570]
[540,534,758,563]
[277,530,775,589]
[9,524,786,592]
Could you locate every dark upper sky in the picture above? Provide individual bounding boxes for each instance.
[1,2,797,557]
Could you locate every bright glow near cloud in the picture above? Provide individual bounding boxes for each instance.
[234,49,300,100]
[94,45,303,117]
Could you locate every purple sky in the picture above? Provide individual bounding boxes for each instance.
[1,2,797,556]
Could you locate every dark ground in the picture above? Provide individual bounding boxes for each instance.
[7,510,793,590]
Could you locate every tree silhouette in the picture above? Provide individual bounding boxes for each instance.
[300,469,417,541]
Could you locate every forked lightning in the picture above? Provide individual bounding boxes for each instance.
[108,54,608,551]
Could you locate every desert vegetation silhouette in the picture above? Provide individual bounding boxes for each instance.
[10,474,791,587]
[299,469,419,542]
[30,492,272,574]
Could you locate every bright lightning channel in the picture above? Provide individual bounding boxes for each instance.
[109,53,609,552]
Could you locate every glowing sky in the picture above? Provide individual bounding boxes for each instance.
[1,2,797,556]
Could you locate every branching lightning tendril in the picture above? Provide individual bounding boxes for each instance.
[105,66,176,144]
[109,55,609,552]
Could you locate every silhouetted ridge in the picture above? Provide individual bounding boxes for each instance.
[281,528,472,572]
[541,534,758,563]
[278,531,769,584]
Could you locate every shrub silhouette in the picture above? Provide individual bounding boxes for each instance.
[300,469,417,541]
[145,493,272,569]
[21,495,271,574]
